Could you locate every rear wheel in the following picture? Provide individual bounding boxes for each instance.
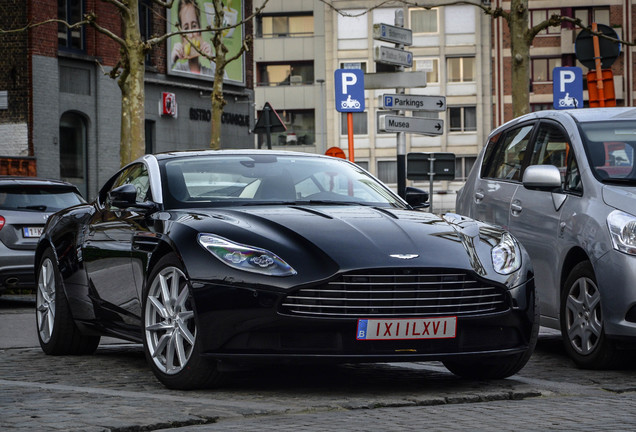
[142,254,224,389]
[36,248,100,355]
[561,261,618,369]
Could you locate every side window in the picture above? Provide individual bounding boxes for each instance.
[482,124,534,181]
[109,164,150,207]
[529,122,582,194]
[530,123,569,182]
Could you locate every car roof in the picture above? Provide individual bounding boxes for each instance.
[152,149,336,162]
[0,176,78,188]
[489,107,636,138]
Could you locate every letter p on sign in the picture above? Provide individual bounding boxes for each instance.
[560,70,576,92]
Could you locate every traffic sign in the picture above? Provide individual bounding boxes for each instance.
[381,94,446,111]
[575,24,621,69]
[378,115,444,136]
[334,69,365,113]
[364,72,427,89]
[552,67,583,109]
[373,23,412,46]
[374,46,413,68]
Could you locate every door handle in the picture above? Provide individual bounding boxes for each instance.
[510,202,523,214]
[475,191,484,202]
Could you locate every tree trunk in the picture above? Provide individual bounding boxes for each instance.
[209,0,228,150]
[509,0,530,118]
[118,0,146,167]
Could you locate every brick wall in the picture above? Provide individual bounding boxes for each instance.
[0,0,29,124]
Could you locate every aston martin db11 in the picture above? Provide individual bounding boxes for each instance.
[35,150,537,389]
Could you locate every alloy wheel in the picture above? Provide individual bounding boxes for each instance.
[565,276,602,356]
[36,257,56,344]
[144,266,196,375]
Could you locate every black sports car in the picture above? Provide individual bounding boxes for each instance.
[35,150,537,389]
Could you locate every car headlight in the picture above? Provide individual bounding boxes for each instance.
[197,234,297,276]
[491,232,521,275]
[607,210,636,255]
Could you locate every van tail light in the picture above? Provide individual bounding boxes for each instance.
[0,216,4,231]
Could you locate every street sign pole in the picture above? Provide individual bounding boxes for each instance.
[347,112,354,162]
[592,22,606,107]
[394,10,407,199]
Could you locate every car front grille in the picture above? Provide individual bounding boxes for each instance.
[280,269,509,318]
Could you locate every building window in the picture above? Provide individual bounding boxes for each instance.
[531,57,561,83]
[58,0,84,51]
[573,7,610,27]
[410,8,438,33]
[340,112,368,135]
[447,57,474,83]
[530,9,561,35]
[356,161,369,171]
[257,109,315,147]
[340,61,367,73]
[449,106,476,132]
[531,103,552,112]
[415,58,439,84]
[257,14,314,38]
[139,0,153,65]
[257,61,314,86]
[59,112,87,197]
[455,156,476,181]
[377,160,397,184]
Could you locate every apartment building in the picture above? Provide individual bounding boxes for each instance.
[254,1,491,210]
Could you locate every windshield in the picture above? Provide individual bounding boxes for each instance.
[0,185,84,212]
[579,121,636,184]
[161,154,406,209]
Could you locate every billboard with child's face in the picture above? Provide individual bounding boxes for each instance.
[167,0,244,85]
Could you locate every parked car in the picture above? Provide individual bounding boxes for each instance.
[36,150,536,389]
[0,176,84,296]
[456,107,636,369]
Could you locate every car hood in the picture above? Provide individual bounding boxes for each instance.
[165,205,509,282]
[602,185,636,215]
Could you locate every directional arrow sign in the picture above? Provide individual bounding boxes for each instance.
[379,115,444,136]
[373,23,412,46]
[374,46,413,68]
[381,94,446,111]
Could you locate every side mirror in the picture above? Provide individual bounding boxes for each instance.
[405,187,430,209]
[109,184,138,208]
[522,165,562,191]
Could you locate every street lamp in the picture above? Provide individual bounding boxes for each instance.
[316,79,326,152]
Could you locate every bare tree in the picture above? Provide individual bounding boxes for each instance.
[2,0,268,166]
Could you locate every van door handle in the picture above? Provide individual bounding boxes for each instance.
[475,191,484,202]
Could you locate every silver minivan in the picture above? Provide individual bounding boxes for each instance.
[456,107,636,368]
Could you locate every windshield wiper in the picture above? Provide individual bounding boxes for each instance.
[18,205,48,211]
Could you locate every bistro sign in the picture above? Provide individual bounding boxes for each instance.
[189,107,250,127]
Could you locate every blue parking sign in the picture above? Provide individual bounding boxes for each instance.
[553,67,583,109]
[334,69,365,113]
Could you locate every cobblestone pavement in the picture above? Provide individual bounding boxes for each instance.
[2,298,636,431]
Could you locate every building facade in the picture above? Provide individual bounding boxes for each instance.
[493,0,634,124]
[1,0,255,200]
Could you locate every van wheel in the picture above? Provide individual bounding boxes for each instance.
[560,261,618,369]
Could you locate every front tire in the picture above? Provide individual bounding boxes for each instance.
[142,254,224,389]
[36,248,100,355]
[560,261,618,369]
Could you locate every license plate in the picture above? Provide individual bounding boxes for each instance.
[23,227,44,238]
[356,317,456,340]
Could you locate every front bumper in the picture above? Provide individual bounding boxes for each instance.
[190,278,536,363]
[594,250,636,340]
